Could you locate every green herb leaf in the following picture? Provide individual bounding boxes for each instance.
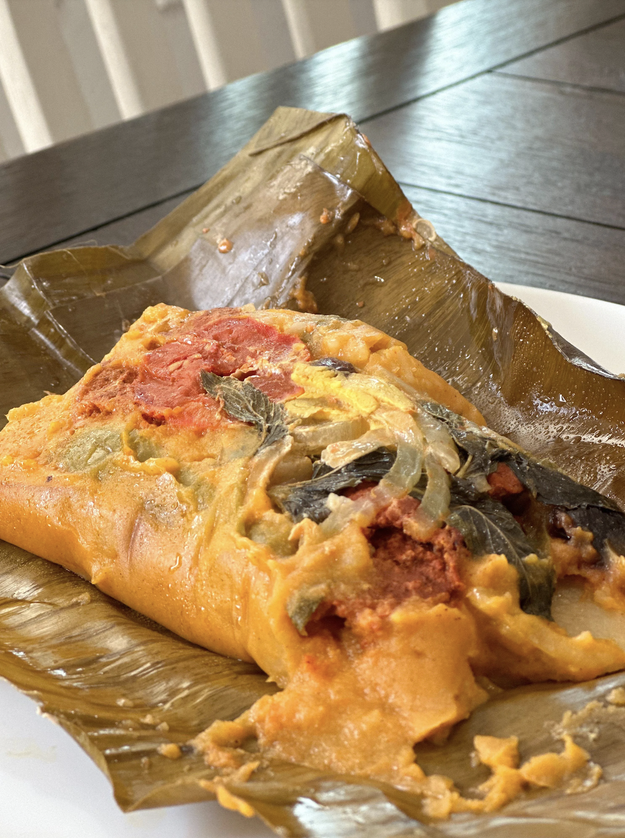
[424,401,625,562]
[269,448,395,523]
[507,455,619,511]
[421,401,511,477]
[424,401,622,511]
[448,492,555,619]
[201,371,287,452]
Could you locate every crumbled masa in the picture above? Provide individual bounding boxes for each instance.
[422,731,597,819]
[552,695,625,743]
[607,687,625,706]
[198,761,260,818]
[158,742,182,760]
[193,707,609,821]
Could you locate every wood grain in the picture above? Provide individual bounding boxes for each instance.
[404,186,625,305]
[0,0,623,264]
[48,191,195,251]
[500,18,625,93]
[364,73,625,228]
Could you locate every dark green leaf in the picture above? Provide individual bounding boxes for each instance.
[425,401,622,510]
[201,371,287,452]
[426,401,625,560]
[448,497,555,619]
[269,448,395,523]
[448,475,484,506]
[507,454,620,511]
[421,401,510,477]
[310,357,358,374]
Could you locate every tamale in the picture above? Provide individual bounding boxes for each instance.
[3,300,625,824]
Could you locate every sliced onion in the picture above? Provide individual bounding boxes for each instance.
[320,408,426,535]
[362,366,427,405]
[469,472,491,494]
[320,494,372,537]
[245,436,293,505]
[321,481,398,537]
[292,417,368,456]
[404,453,451,540]
[269,452,313,486]
[321,427,393,469]
[358,366,461,475]
[416,407,460,474]
[382,441,423,494]
[374,408,424,492]
[315,393,462,538]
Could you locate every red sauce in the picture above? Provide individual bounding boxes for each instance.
[78,311,310,431]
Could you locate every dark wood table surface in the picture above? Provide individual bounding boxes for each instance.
[1,0,624,306]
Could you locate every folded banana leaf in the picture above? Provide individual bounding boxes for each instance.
[2,106,625,837]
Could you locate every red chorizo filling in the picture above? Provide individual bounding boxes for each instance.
[307,485,469,636]
[487,463,524,499]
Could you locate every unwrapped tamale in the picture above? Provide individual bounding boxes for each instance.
[2,303,625,816]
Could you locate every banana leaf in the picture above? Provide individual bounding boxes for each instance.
[2,106,625,836]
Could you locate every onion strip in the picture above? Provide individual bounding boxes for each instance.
[404,453,451,540]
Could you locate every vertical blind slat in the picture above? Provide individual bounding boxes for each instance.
[181,0,228,90]
[280,0,316,60]
[0,0,52,152]
[373,0,429,30]
[84,0,145,119]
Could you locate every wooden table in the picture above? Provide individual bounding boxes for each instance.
[1,0,624,306]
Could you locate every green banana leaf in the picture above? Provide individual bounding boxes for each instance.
[2,106,625,837]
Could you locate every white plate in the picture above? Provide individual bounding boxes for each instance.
[2,285,625,838]
[496,282,625,376]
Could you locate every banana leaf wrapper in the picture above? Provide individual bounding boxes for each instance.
[2,106,625,836]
